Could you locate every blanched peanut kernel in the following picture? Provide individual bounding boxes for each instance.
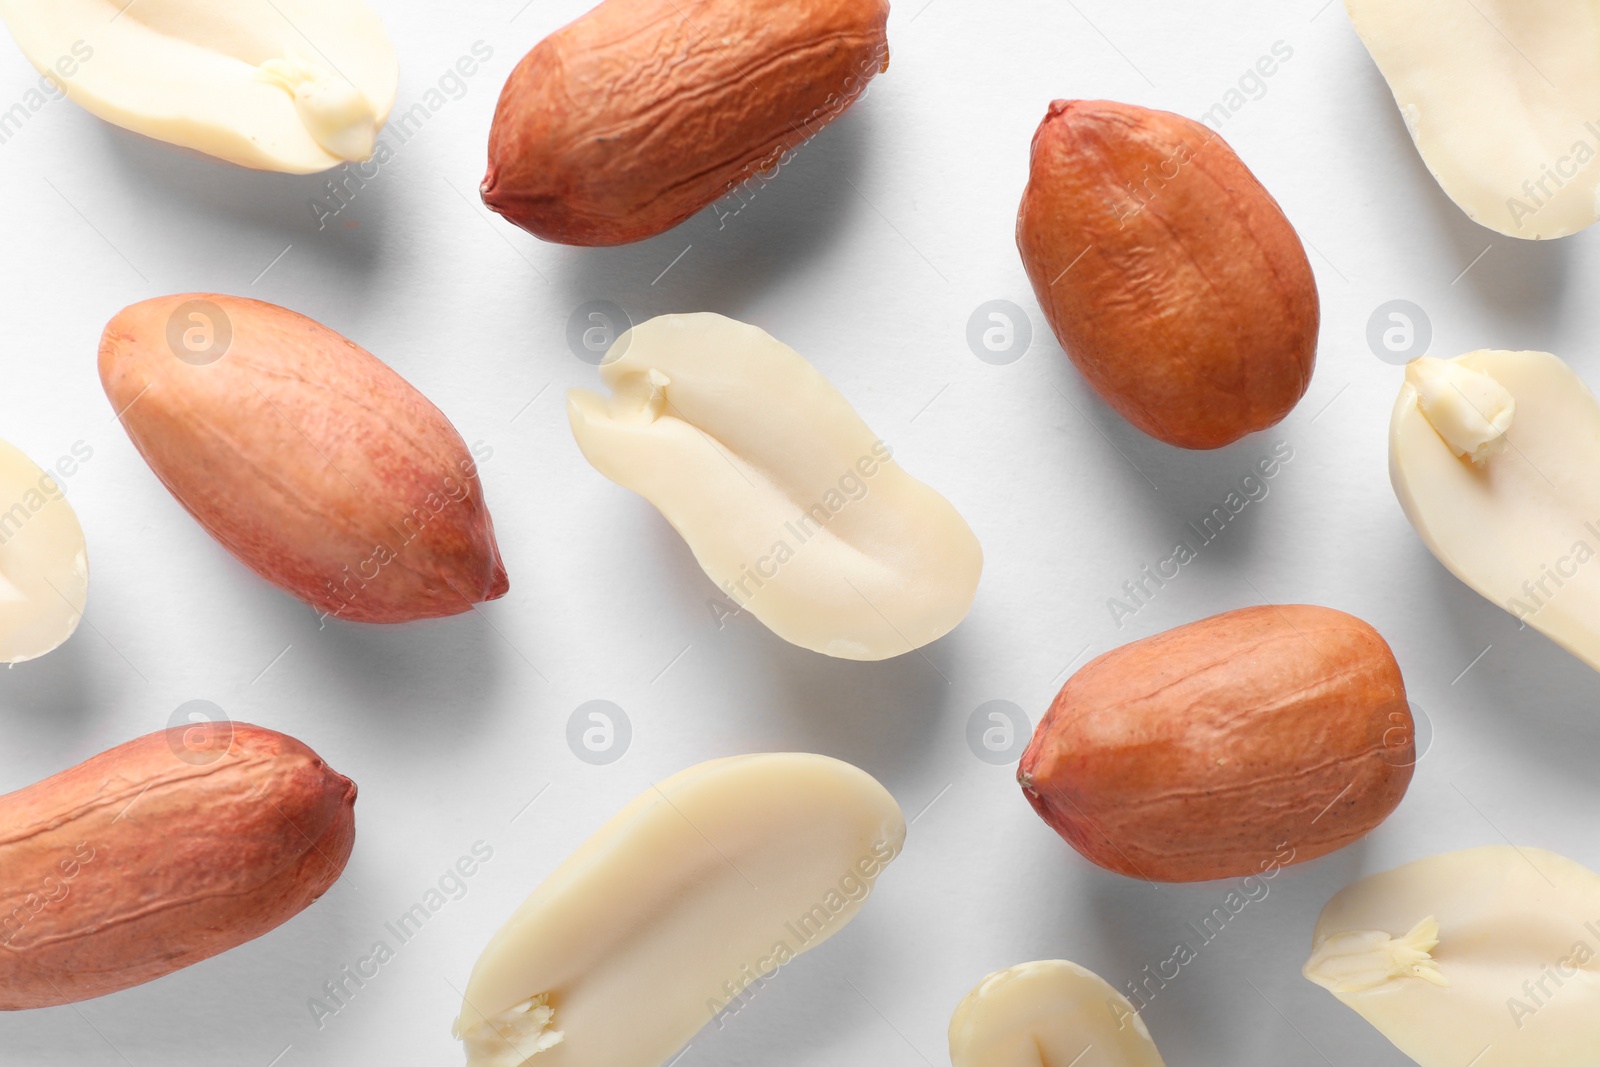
[949,960,1166,1067]
[568,313,982,661]
[0,438,87,663]
[1305,846,1600,1067]
[453,754,904,1067]
[1390,349,1600,673]
[0,0,397,173]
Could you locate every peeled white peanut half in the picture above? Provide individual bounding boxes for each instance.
[949,960,1166,1067]
[0,437,87,663]
[568,313,983,661]
[0,0,397,173]
[453,753,905,1067]
[1344,0,1600,239]
[1390,350,1600,671]
[1304,846,1600,1067]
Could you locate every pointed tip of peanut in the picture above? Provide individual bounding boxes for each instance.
[486,564,510,602]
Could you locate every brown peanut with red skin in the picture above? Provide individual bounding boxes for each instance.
[0,725,355,1009]
[1019,605,1412,883]
[100,294,507,624]
[482,0,890,245]
[1017,100,1319,450]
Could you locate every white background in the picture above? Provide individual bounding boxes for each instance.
[3,0,1599,1064]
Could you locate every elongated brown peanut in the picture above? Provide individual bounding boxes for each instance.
[0,724,355,1009]
[483,0,891,245]
[1020,605,1412,882]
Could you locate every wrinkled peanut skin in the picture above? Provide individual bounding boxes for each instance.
[483,0,891,245]
[99,294,508,624]
[1019,605,1412,883]
[1017,100,1319,450]
[0,725,355,1009]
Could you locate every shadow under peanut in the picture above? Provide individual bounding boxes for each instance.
[1423,553,1600,792]
[578,473,959,776]
[1067,841,1379,1065]
[0,630,96,736]
[540,104,875,340]
[294,604,510,761]
[89,120,386,283]
[1038,365,1282,579]
[684,921,903,1067]
[1347,54,1572,337]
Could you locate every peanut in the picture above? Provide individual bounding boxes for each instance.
[1019,605,1412,882]
[482,0,890,245]
[0,724,355,1009]
[1017,100,1319,449]
[99,294,507,624]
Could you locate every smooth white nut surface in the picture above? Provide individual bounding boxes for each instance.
[949,960,1165,1067]
[0,0,397,173]
[1390,349,1600,672]
[1344,0,1600,239]
[453,753,905,1067]
[0,437,87,663]
[568,313,983,661]
[1305,846,1600,1067]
